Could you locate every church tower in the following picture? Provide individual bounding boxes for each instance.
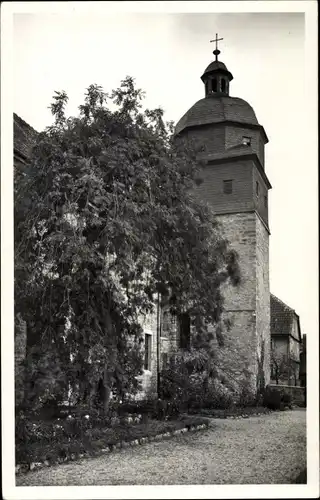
[175,37,272,395]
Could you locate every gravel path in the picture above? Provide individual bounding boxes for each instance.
[16,409,306,486]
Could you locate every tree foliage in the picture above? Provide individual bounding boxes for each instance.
[270,346,296,385]
[14,77,240,412]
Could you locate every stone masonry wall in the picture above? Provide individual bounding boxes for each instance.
[255,215,271,388]
[216,212,258,391]
[218,212,257,310]
[215,212,270,394]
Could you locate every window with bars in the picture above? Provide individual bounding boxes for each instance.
[223,179,233,194]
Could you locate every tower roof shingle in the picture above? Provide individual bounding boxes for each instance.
[175,95,263,136]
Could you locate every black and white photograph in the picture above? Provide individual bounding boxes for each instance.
[1,1,318,498]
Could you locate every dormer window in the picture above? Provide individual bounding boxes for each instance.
[242,136,251,146]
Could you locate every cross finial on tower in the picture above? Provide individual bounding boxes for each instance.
[210,33,223,60]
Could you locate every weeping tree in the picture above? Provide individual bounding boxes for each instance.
[14,76,240,414]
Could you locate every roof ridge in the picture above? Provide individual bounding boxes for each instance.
[271,293,296,314]
[14,113,38,134]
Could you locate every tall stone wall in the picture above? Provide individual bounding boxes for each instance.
[215,211,270,395]
[255,215,271,389]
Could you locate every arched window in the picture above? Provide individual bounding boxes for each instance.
[221,78,226,93]
[211,78,217,92]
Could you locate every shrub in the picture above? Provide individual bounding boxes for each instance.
[204,379,236,409]
[281,392,292,407]
[237,379,257,408]
[263,387,282,410]
[263,387,293,410]
[160,359,239,411]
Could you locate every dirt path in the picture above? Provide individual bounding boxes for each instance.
[16,409,306,486]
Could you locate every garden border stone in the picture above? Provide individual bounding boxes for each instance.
[16,421,210,475]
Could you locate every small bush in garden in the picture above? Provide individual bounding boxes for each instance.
[263,387,282,410]
[237,379,256,408]
[204,379,236,409]
[281,392,292,408]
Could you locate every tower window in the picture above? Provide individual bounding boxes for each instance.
[221,78,226,93]
[223,179,233,194]
[264,195,268,208]
[211,78,217,92]
[256,181,260,196]
[205,82,209,95]
[144,334,152,370]
[242,136,251,146]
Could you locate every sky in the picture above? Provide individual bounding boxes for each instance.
[12,7,317,341]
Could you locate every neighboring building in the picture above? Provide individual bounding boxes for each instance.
[13,40,304,400]
[14,112,37,170]
[270,294,302,386]
[300,333,307,387]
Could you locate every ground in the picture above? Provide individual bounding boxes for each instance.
[16,409,306,486]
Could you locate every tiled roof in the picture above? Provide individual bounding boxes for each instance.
[175,95,259,135]
[14,113,37,160]
[270,294,299,337]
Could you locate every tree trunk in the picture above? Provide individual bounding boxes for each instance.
[100,304,117,415]
[102,369,112,414]
[88,383,96,410]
